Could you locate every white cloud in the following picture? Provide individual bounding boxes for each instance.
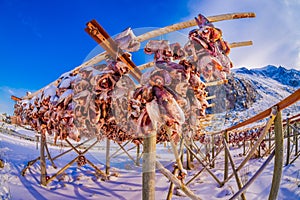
[184,0,300,69]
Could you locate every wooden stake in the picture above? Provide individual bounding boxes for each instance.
[136,144,140,166]
[285,118,290,166]
[224,131,229,182]
[211,136,215,168]
[40,133,47,186]
[295,123,299,156]
[269,109,284,200]
[106,138,110,175]
[142,132,156,200]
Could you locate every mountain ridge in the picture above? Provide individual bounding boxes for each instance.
[233,65,300,88]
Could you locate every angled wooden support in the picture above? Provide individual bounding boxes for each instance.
[166,127,184,174]
[223,139,246,200]
[224,107,277,184]
[44,142,57,169]
[21,137,94,176]
[186,145,225,186]
[156,161,201,200]
[45,138,106,185]
[166,166,179,200]
[185,144,223,186]
[229,151,275,200]
[117,143,136,163]
[110,141,131,158]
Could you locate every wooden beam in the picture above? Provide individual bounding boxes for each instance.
[11,95,22,101]
[85,19,142,82]
[136,12,255,42]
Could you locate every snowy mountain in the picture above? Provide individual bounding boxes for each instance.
[212,65,300,125]
[233,65,300,88]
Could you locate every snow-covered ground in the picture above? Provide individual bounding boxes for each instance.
[0,122,300,200]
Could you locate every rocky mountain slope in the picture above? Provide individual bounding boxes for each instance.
[207,65,300,125]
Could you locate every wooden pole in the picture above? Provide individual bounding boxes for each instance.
[243,138,246,155]
[268,130,272,153]
[136,13,255,42]
[269,109,284,200]
[143,132,156,200]
[186,146,192,170]
[295,123,299,156]
[211,136,215,168]
[285,118,290,166]
[224,131,229,182]
[40,133,47,186]
[106,138,110,175]
[136,144,140,166]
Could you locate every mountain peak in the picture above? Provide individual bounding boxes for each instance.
[234,65,300,88]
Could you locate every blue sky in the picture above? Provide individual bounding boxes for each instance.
[1,0,300,114]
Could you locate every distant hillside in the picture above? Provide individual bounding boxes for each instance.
[208,65,300,125]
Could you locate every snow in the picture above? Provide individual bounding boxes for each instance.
[1,122,300,200]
